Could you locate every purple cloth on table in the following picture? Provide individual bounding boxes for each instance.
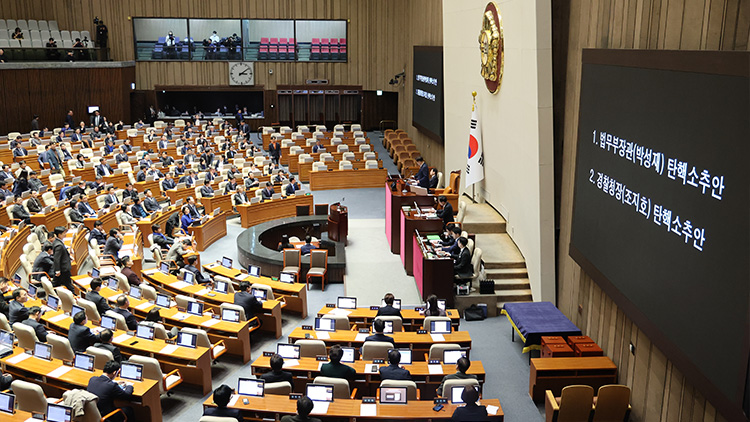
[504,301,581,347]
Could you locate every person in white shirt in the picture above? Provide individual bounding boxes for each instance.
[209,31,220,44]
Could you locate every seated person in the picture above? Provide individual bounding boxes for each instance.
[379,349,411,380]
[233,281,262,327]
[87,360,135,422]
[113,295,138,331]
[233,185,249,205]
[285,176,301,196]
[10,196,31,224]
[429,168,439,189]
[21,306,49,342]
[69,311,101,352]
[32,244,54,280]
[166,239,193,268]
[184,255,211,284]
[450,385,487,421]
[204,384,241,419]
[87,278,111,316]
[436,195,455,228]
[277,234,294,251]
[453,237,472,280]
[260,353,294,386]
[200,179,214,198]
[437,357,477,396]
[364,319,396,346]
[131,198,148,219]
[442,225,462,257]
[92,328,123,363]
[120,255,141,286]
[143,189,161,213]
[299,235,316,255]
[376,293,402,318]
[320,344,355,382]
[142,308,178,339]
[151,223,174,249]
[180,206,196,232]
[261,182,275,200]
[280,396,322,422]
[9,288,30,324]
[420,294,447,317]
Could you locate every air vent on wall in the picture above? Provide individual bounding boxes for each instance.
[306,79,329,85]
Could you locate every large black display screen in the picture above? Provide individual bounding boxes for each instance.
[570,50,749,421]
[412,46,444,142]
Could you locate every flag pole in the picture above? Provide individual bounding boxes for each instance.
[471,91,477,204]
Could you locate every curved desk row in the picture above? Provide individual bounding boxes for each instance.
[236,194,314,228]
[316,306,461,332]
[309,168,389,191]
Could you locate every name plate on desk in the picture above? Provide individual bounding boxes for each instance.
[417,329,427,334]
[263,351,274,357]
[359,328,370,333]
[301,325,312,331]
[289,393,302,400]
[372,358,385,364]
[434,398,448,404]
[316,355,329,361]
[326,303,335,308]
[369,306,380,311]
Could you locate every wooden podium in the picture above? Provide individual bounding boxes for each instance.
[328,204,348,244]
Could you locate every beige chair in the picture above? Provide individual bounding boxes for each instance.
[85,346,115,370]
[295,339,326,358]
[47,333,75,361]
[282,249,301,278]
[12,322,39,350]
[456,200,467,224]
[128,355,183,395]
[55,286,77,313]
[306,249,328,290]
[365,159,379,169]
[361,341,393,360]
[265,381,292,395]
[427,343,462,361]
[442,378,481,399]
[250,283,274,300]
[338,160,353,170]
[545,385,594,422]
[0,314,10,332]
[77,297,101,322]
[113,272,131,292]
[215,275,235,293]
[199,417,238,422]
[313,376,357,399]
[40,278,55,298]
[174,294,195,310]
[218,303,260,329]
[180,327,227,360]
[141,283,158,301]
[11,379,58,414]
[423,316,452,332]
[374,316,403,332]
[321,314,352,331]
[380,379,420,400]
[468,247,483,289]
[62,389,125,422]
[104,310,129,331]
[592,385,631,422]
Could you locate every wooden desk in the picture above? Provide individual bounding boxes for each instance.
[400,210,444,276]
[200,193,232,215]
[287,327,472,358]
[134,179,163,199]
[251,355,486,399]
[203,394,503,421]
[0,225,29,279]
[308,168,388,191]
[102,173,131,189]
[316,306,461,332]
[73,275,254,363]
[529,356,617,402]
[38,307,214,395]
[413,232,456,307]
[84,208,119,232]
[1,347,162,422]
[142,269,283,339]
[385,182,441,255]
[71,166,96,181]
[203,262,309,318]
[188,213,227,251]
[31,206,68,231]
[135,204,179,246]
[166,187,195,205]
[236,194,314,228]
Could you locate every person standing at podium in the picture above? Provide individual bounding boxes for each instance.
[414,157,430,189]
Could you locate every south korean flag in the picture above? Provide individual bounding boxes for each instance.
[465,102,485,188]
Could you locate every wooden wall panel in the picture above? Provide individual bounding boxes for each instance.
[0,0,444,170]
[555,1,749,421]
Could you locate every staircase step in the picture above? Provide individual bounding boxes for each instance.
[462,221,506,234]
[461,203,507,234]
[483,261,527,270]
[495,289,533,302]
[491,279,530,290]
[484,268,529,280]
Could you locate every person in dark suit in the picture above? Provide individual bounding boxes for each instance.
[150,224,173,250]
[142,189,161,213]
[184,255,211,284]
[65,110,75,127]
[286,176,301,196]
[32,244,55,281]
[87,279,111,316]
[96,161,114,177]
[113,295,138,331]
[161,173,176,191]
[26,190,43,213]
[429,168,439,189]
[268,139,281,164]
[260,354,295,386]
[233,281,261,326]
[10,196,31,224]
[52,226,74,291]
[9,288,30,324]
[453,237,472,280]
[320,344,356,381]
[103,187,119,207]
[442,225,462,256]
[120,256,141,287]
[376,293,402,318]
[437,357,478,396]
[414,157,430,189]
[122,184,138,202]
[233,185,248,205]
[299,235,316,255]
[69,311,101,352]
[364,319,396,347]
[92,329,122,363]
[186,197,201,219]
[13,145,28,157]
[67,200,86,225]
[450,385,487,421]
[379,349,412,380]
[436,196,455,228]
[88,221,107,246]
[203,384,242,419]
[114,147,128,164]
[78,196,97,218]
[90,110,103,128]
[21,306,48,342]
[179,170,197,187]
[103,228,123,259]
[87,360,134,422]
[280,396,322,422]
[200,180,214,198]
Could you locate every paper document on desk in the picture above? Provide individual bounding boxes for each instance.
[47,366,72,378]
[428,364,443,375]
[228,394,239,407]
[77,277,92,286]
[237,273,251,281]
[113,334,133,343]
[49,313,69,323]
[360,404,377,416]
[430,333,445,342]
[170,281,189,289]
[173,312,189,321]
[328,308,351,316]
[315,331,330,339]
[311,401,330,414]
[195,288,210,296]
[486,405,499,415]
[6,353,31,364]
[201,318,220,327]
[354,333,368,342]
[160,344,179,354]
[135,302,152,310]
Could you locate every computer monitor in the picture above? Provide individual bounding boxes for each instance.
[155,293,170,308]
[380,386,408,404]
[450,385,480,404]
[382,320,394,334]
[71,305,85,318]
[106,277,118,291]
[248,265,261,277]
[389,348,412,365]
[119,362,144,381]
[129,285,142,300]
[0,330,14,349]
[306,384,334,402]
[341,347,356,363]
[91,268,100,279]
[276,343,300,359]
[381,299,402,309]
[183,271,195,285]
[221,308,240,322]
[176,332,197,348]
[186,301,203,316]
[27,283,37,298]
[46,295,60,311]
[33,342,52,360]
[251,288,267,301]
[214,280,228,294]
[437,299,446,312]
[429,320,451,334]
[221,257,232,268]
[46,403,73,422]
[100,315,116,331]
[279,272,295,284]
[160,262,170,274]
[237,378,264,397]
[0,392,15,414]
[442,349,468,364]
[87,106,100,114]
[337,297,357,309]
[135,325,155,340]
[74,353,95,371]
[314,317,336,332]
